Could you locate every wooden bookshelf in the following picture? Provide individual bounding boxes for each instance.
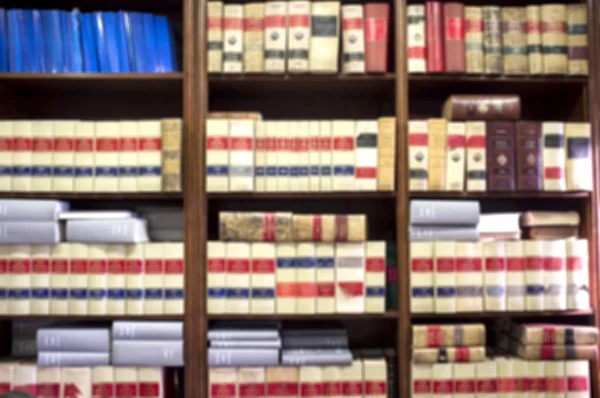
[410,310,595,320]
[0,193,183,200]
[0,315,185,321]
[208,312,401,320]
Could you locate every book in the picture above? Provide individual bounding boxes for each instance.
[567,4,588,76]
[464,7,483,74]
[482,6,502,74]
[444,2,465,73]
[264,1,287,73]
[364,3,389,73]
[527,5,543,75]
[542,122,566,191]
[407,5,426,73]
[223,4,244,73]
[565,123,592,191]
[288,1,310,73]
[501,7,528,75]
[244,3,265,73]
[433,241,455,313]
[541,4,568,74]
[408,120,428,191]
[341,5,366,74]
[309,2,340,73]
[207,2,224,73]
[410,241,434,313]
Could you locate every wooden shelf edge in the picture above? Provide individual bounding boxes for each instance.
[411,310,594,319]
[208,192,396,200]
[208,73,396,82]
[0,73,183,81]
[408,74,588,84]
[409,191,591,199]
[208,312,399,320]
[0,315,184,321]
[0,192,183,200]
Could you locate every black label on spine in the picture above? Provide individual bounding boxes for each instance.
[542,46,568,54]
[544,134,564,148]
[344,53,365,62]
[567,137,590,159]
[264,50,285,59]
[223,53,242,62]
[356,133,377,147]
[407,15,424,24]
[410,169,428,178]
[527,44,543,53]
[208,41,223,50]
[467,170,486,180]
[311,16,338,37]
[288,49,309,60]
[568,24,588,35]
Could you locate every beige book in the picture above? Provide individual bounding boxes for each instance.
[567,4,588,76]
[223,4,244,73]
[465,121,486,191]
[465,7,483,74]
[264,1,287,73]
[408,120,428,191]
[412,324,485,348]
[426,119,446,191]
[377,117,396,191]
[209,368,237,398]
[541,4,568,74]
[161,118,182,192]
[207,2,224,73]
[565,123,592,191]
[501,7,528,75]
[309,2,341,73]
[288,1,311,73]
[444,122,466,191]
[244,3,265,73]
[526,5,543,75]
[292,214,336,242]
[519,211,579,227]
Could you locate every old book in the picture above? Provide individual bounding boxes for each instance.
[465,7,483,74]
[566,239,589,310]
[515,121,542,191]
[71,243,90,315]
[255,121,267,191]
[106,244,126,316]
[412,324,485,348]
[511,323,598,345]
[364,3,390,73]
[322,366,342,398]
[407,5,426,73]
[414,347,486,363]
[296,242,316,314]
[143,242,164,315]
[341,360,362,398]
[541,4,568,74]
[524,240,544,311]
[565,123,592,191]
[520,211,580,227]
[433,241,455,313]
[50,243,69,315]
[264,1,287,73]
[426,119,446,191]
[455,242,483,312]
[543,240,567,310]
[341,5,366,74]
[332,120,356,191]
[288,122,301,192]
[542,122,566,191]
[517,344,597,360]
[316,243,335,313]
[411,362,432,398]
[426,1,444,72]
[335,214,367,242]
[483,241,506,311]
[251,242,276,314]
[526,5,543,75]
[410,242,434,313]
[501,7,528,75]
[288,1,311,73]
[355,120,378,191]
[224,211,293,241]
[335,243,365,313]
[364,358,387,398]
[465,121,486,191]
[207,2,224,73]
[225,242,250,314]
[365,241,386,313]
[206,119,229,192]
[567,4,588,76]
[8,245,30,315]
[164,242,184,315]
[443,95,521,121]
[276,243,297,314]
[444,2,465,73]
[482,6,502,74]
[93,366,115,398]
[298,367,321,398]
[486,121,516,192]
[524,226,579,240]
[292,214,336,242]
[223,4,244,73]
[444,122,466,191]
[377,117,395,191]
[408,120,428,191]
[243,3,265,73]
[308,121,320,192]
[546,361,565,398]
[161,118,182,192]
[309,2,341,73]
[137,120,163,192]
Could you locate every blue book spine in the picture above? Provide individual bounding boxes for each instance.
[0,9,9,72]
[7,10,24,72]
[69,10,83,73]
[60,11,73,72]
[23,10,37,72]
[141,13,158,72]
[102,12,121,72]
[80,13,99,72]
[129,13,146,72]
[93,12,109,73]
[155,16,176,72]
[41,10,63,73]
[31,10,45,72]
[116,11,132,72]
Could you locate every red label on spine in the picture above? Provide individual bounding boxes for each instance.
[445,17,465,40]
[366,258,385,272]
[465,19,483,32]
[411,258,433,272]
[356,167,377,179]
[545,167,563,179]
[239,383,265,398]
[208,17,223,30]
[9,259,31,273]
[507,258,525,271]
[267,382,298,396]
[454,347,470,362]
[13,138,32,151]
[436,258,455,272]
[338,281,364,296]
[448,135,466,148]
[96,138,118,151]
[312,215,322,241]
[342,18,363,30]
[408,47,426,59]
[456,258,482,272]
[139,382,160,398]
[32,259,50,273]
[211,383,236,398]
[89,259,108,274]
[207,137,229,150]
[413,380,431,393]
[139,137,162,151]
[316,282,335,297]
[75,138,94,151]
[333,137,354,151]
[224,18,243,30]
[544,257,564,271]
[567,256,583,270]
[276,282,297,297]
[263,212,276,241]
[244,17,264,31]
[365,381,386,395]
[251,259,275,273]
[342,382,363,396]
[467,135,486,148]
[70,259,89,273]
[426,326,442,347]
[289,15,310,27]
[409,133,428,146]
[568,377,589,392]
[485,257,506,271]
[0,138,12,150]
[53,137,74,151]
[265,16,286,28]
[366,18,386,41]
[108,259,126,273]
[433,381,453,394]
[33,138,54,151]
[120,137,138,151]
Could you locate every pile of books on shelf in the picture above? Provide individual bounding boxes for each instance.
[0,9,177,73]
[407,3,588,76]
[206,115,396,192]
[208,211,388,314]
[208,1,390,74]
[408,95,592,193]
[0,118,182,193]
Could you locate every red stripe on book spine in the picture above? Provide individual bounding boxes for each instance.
[0,259,6,273]
[289,15,310,27]
[338,281,364,296]
[96,138,119,151]
[436,258,455,272]
[498,378,514,393]
[276,282,297,297]
[409,133,428,146]
[366,18,386,41]
[227,259,249,273]
[265,16,286,28]
[231,137,253,151]
[263,212,276,241]
[433,380,453,394]
[211,383,236,398]
[116,383,139,397]
[545,167,563,179]
[9,259,31,273]
[208,18,223,30]
[207,259,225,273]
[255,137,267,151]
[445,17,464,40]
[312,215,323,241]
[448,134,466,148]
[139,382,160,397]
[239,383,265,398]
[323,382,341,396]
[365,381,386,395]
[527,21,541,33]
[411,258,433,272]
[108,260,126,273]
[51,259,69,273]
[267,383,298,396]
[251,259,275,273]
[0,138,12,150]
[32,259,50,273]
[300,382,322,397]
[165,259,184,274]
[145,259,164,273]
[567,256,583,270]
[541,21,567,33]
[568,377,589,392]
[544,257,564,271]
[476,379,497,393]
[12,138,32,151]
[540,345,554,359]
[139,138,162,151]
[454,347,470,361]
[126,259,143,273]
[75,138,94,151]
[207,137,229,150]
[454,380,475,393]
[342,382,363,396]
[465,19,482,33]
[53,137,74,151]
[356,167,377,179]
[244,17,264,31]
[456,257,482,272]
[89,259,107,273]
[224,18,243,30]
[316,282,334,297]
[37,384,59,398]
[120,137,138,151]
[342,18,363,30]
[426,326,442,347]
[412,380,431,393]
[333,137,355,150]
[507,258,525,271]
[485,257,506,271]
[71,259,89,273]
[467,135,485,148]
[542,327,556,344]
[526,256,544,270]
[366,258,385,272]
[297,282,316,297]
[33,138,54,151]
[408,47,426,58]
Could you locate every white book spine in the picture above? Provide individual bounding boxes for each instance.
[299,367,322,398]
[542,122,566,191]
[30,244,52,315]
[207,1,224,72]
[115,367,138,398]
[92,366,115,398]
[13,364,36,395]
[319,121,333,191]
[315,243,335,313]
[264,1,287,73]
[230,119,255,191]
[12,121,33,192]
[495,357,512,398]
[138,367,164,398]
[453,363,476,398]
[528,361,545,398]
[31,121,54,192]
[410,241,434,313]
[226,242,251,314]
[143,242,165,315]
[565,123,592,191]
[288,122,301,191]
[137,120,162,192]
[255,121,267,192]
[8,245,31,315]
[62,367,91,398]
[50,243,69,315]
[88,244,108,315]
[341,5,366,73]
[74,121,96,192]
[297,121,310,191]
[276,243,297,314]
[125,244,144,315]
[465,121,487,192]
[308,121,321,191]
[164,242,184,315]
[566,360,590,398]
[107,244,126,315]
[51,120,76,192]
[287,1,311,73]
[265,121,278,192]
[209,368,237,398]
[332,120,356,191]
[322,366,342,398]
[341,360,363,398]
[455,242,483,312]
[37,367,60,398]
[543,239,566,310]
[444,122,466,191]
[365,241,386,313]
[408,120,429,191]
[566,239,589,309]
[355,120,378,191]
[207,241,226,314]
[513,359,529,398]
[0,121,13,191]
[250,242,276,314]
[411,362,432,398]
[432,364,453,397]
[118,121,139,192]
[545,360,565,398]
[475,360,498,398]
[223,4,244,73]
[296,242,316,314]
[505,240,525,311]
[364,359,386,398]
[434,241,456,313]
[0,247,9,313]
[335,243,365,313]
[407,5,427,73]
[206,119,230,192]
[94,121,120,192]
[524,240,545,311]
[309,2,340,72]
[276,121,290,192]
[483,241,506,312]
[69,243,89,315]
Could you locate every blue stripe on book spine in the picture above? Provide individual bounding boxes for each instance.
[208,288,226,298]
[51,289,68,299]
[70,288,88,299]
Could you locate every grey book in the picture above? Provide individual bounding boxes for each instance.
[281,349,353,366]
[136,206,184,230]
[208,348,279,367]
[0,222,61,244]
[208,329,280,341]
[0,200,68,221]
[149,229,184,242]
[211,339,281,349]
[37,328,110,352]
[112,340,184,366]
[282,335,348,348]
[409,226,479,241]
[410,200,480,226]
[112,321,183,340]
[66,218,149,243]
[37,352,110,366]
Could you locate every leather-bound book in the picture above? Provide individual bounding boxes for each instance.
[425,1,445,72]
[541,4,568,75]
[482,6,502,74]
[515,121,541,191]
[365,3,390,73]
[526,6,543,75]
[567,4,588,76]
[501,7,528,75]
[465,7,483,74]
[442,95,521,121]
[486,121,516,192]
[443,2,465,73]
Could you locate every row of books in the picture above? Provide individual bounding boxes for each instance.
[406,3,588,76]
[0,119,182,193]
[219,212,367,242]
[206,117,396,192]
[409,239,589,314]
[408,119,592,192]
[207,241,387,314]
[0,242,184,315]
[208,1,389,74]
[0,9,176,73]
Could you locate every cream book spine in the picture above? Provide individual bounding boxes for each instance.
[355,120,378,191]
[483,241,506,312]
[444,122,466,191]
[107,244,126,315]
[322,367,342,398]
[309,2,341,72]
[0,121,13,191]
[238,368,264,398]
[265,121,278,192]
[565,122,592,191]
[229,119,254,192]
[545,360,565,398]
[453,363,476,398]
[223,4,244,73]
[276,243,297,314]
[13,364,36,395]
[308,121,321,191]
[0,363,13,391]
[264,1,287,73]
[88,244,108,316]
[209,368,237,398]
[69,243,89,315]
[475,360,497,398]
[411,362,432,398]
[288,1,311,73]
[542,122,566,191]
[341,360,363,398]
[37,367,60,398]
[315,243,335,313]
[250,242,276,314]
[299,366,322,398]
[243,3,265,73]
[30,244,52,315]
[566,239,589,310]
[341,5,366,73]
[164,242,184,315]
[207,1,224,73]
[74,121,96,192]
[31,121,54,192]
[364,358,387,398]
[12,121,33,192]
[297,121,310,191]
[50,243,70,315]
[408,120,429,191]
[332,120,356,191]
[114,367,137,398]
[528,361,545,398]
[8,245,31,315]
[266,368,299,398]
[207,241,226,314]
[377,117,396,191]
[288,122,301,191]
[144,242,165,315]
[137,120,162,192]
[0,246,9,314]
[455,242,483,313]
[434,241,456,313]
[427,118,447,191]
[407,5,427,73]
[432,364,453,397]
[296,242,316,314]
[524,240,545,311]
[543,239,566,310]
[276,121,290,192]
[335,243,365,313]
[527,5,543,74]
[410,241,434,313]
[63,368,91,398]
[565,360,590,398]
[495,357,513,398]
[465,121,487,192]
[255,121,267,191]
[206,119,230,192]
[505,240,525,311]
[365,241,386,313]
[138,368,164,398]
[52,120,77,192]
[118,121,138,192]
[125,244,144,315]
[513,359,529,398]
[94,121,119,192]
[319,120,333,191]
[225,242,250,314]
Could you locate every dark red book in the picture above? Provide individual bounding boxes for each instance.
[486,121,516,191]
[516,121,542,191]
[443,2,465,72]
[365,3,390,73]
[426,1,445,72]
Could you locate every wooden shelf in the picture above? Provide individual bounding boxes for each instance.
[208,312,399,320]
[208,192,396,200]
[0,315,184,321]
[0,192,183,200]
[409,191,591,200]
[411,309,594,320]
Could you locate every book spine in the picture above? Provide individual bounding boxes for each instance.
[243,3,265,73]
[410,241,434,313]
[341,360,363,398]
[209,368,237,398]
[444,122,466,191]
[516,121,542,191]
[229,120,254,192]
[115,367,137,398]
[567,4,588,76]
[541,4,568,75]
[0,121,13,191]
[566,239,589,310]
[455,242,483,313]
[276,121,290,192]
[411,362,432,398]
[88,244,108,315]
[364,359,387,398]
[465,121,486,192]
[238,367,265,398]
[288,1,310,73]
[335,243,365,313]
[161,118,183,192]
[107,244,126,315]
[505,240,525,311]
[486,121,516,192]
[377,117,395,192]
[137,121,162,192]
[315,243,335,313]
[94,122,119,192]
[566,360,590,398]
[289,122,300,191]
[265,121,278,192]
[432,364,452,396]
[565,123,592,191]
[331,120,354,191]
[341,5,365,74]
[364,4,389,73]
[250,242,276,314]
[37,367,60,398]
[542,122,566,191]
[30,245,51,315]
[164,242,184,315]
[13,364,36,395]
[319,121,333,191]
[297,122,309,191]
[223,4,244,73]
[483,241,506,312]
[69,243,89,315]
[254,121,266,191]
[309,3,340,73]
[476,360,497,398]
[355,120,378,191]
[92,366,114,398]
[207,1,224,73]
[138,367,164,398]
[453,363,476,397]
[265,1,287,73]
[276,243,296,313]
[12,121,33,192]
[501,7,528,75]
[407,5,426,73]
[426,119,446,191]
[365,241,386,313]
[483,6,502,74]
[296,242,316,314]
[299,366,322,398]
[225,242,250,312]
[118,121,138,192]
[465,7,484,74]
[74,121,95,192]
[125,244,144,315]
[426,1,444,72]
[526,6,543,75]
[408,120,428,192]
[142,243,165,315]
[543,240,566,311]
[49,243,68,315]
[206,119,230,192]
[444,3,465,73]
[32,121,53,192]
[207,241,226,314]
[8,245,31,315]
[308,121,320,191]
[524,240,545,311]
[433,241,456,313]
[0,247,8,314]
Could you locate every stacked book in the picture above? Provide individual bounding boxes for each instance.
[407,3,588,76]
[281,328,352,366]
[112,321,184,366]
[0,9,177,73]
[137,206,185,242]
[412,323,486,364]
[408,95,593,193]
[409,199,479,242]
[206,116,396,192]
[0,118,183,193]
[37,327,110,366]
[521,210,581,240]
[208,1,390,74]
[208,323,281,367]
[208,211,387,314]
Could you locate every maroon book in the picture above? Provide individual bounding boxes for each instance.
[443,2,465,72]
[426,1,445,72]
[515,121,542,191]
[365,3,390,73]
[486,121,516,191]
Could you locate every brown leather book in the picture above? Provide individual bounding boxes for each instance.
[522,226,579,240]
[442,95,521,120]
[365,3,390,73]
[444,2,466,73]
[486,121,516,191]
[516,121,542,191]
[207,112,263,120]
